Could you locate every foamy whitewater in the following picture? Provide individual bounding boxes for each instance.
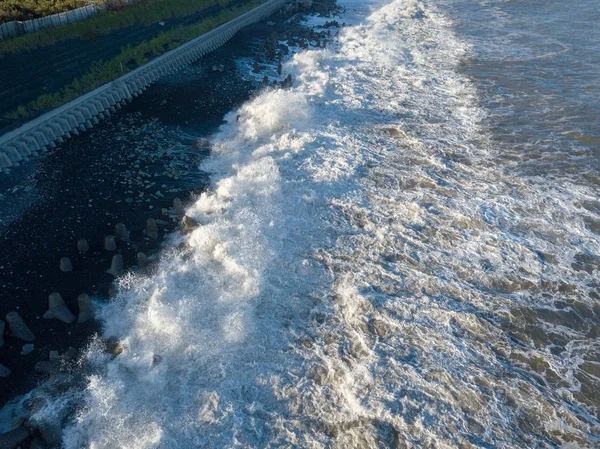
[29,0,600,447]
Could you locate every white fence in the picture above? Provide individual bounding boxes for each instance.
[0,1,140,41]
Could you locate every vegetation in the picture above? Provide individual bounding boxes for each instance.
[0,0,102,24]
[0,0,235,53]
[7,0,263,120]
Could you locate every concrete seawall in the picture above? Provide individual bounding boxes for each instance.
[0,0,288,173]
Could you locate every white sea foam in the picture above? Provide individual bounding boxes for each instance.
[33,0,600,447]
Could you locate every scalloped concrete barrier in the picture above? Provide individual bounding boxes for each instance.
[0,0,288,173]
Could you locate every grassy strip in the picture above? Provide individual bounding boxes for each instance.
[0,0,102,24]
[0,0,235,54]
[7,0,263,120]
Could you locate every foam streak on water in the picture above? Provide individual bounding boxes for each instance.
[57,0,600,447]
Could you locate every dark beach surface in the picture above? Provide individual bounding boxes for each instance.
[0,0,336,411]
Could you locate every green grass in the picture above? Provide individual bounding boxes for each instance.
[0,0,102,24]
[0,0,235,53]
[6,0,264,120]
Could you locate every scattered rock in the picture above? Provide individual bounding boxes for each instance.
[104,235,117,251]
[0,427,29,449]
[183,215,198,230]
[23,397,47,413]
[21,343,34,355]
[5,312,35,341]
[144,218,159,239]
[137,252,149,268]
[108,283,118,298]
[107,254,124,278]
[77,294,94,324]
[30,438,47,449]
[36,422,61,447]
[77,238,90,253]
[0,363,10,377]
[115,223,131,243]
[49,350,59,361]
[104,337,124,357]
[43,293,76,324]
[59,257,73,272]
[34,360,60,375]
[173,198,185,219]
[11,417,25,428]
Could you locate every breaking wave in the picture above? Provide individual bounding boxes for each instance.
[38,0,600,447]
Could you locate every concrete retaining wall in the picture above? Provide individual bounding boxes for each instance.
[0,1,137,41]
[0,0,288,172]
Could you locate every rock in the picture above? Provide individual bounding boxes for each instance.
[36,422,61,447]
[183,215,198,230]
[5,312,35,341]
[104,337,124,357]
[173,198,185,219]
[21,343,34,355]
[108,283,118,298]
[107,254,124,278]
[59,257,73,272]
[23,397,47,413]
[49,350,59,361]
[77,238,90,253]
[77,294,94,324]
[0,319,4,347]
[0,363,10,377]
[34,360,60,375]
[137,252,149,268]
[144,218,159,239]
[104,235,117,251]
[30,438,47,449]
[11,417,25,428]
[0,427,29,449]
[43,293,76,324]
[115,223,131,243]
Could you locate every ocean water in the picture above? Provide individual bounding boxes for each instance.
[30,0,600,447]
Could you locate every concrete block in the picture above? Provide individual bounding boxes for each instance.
[89,99,105,113]
[13,141,32,158]
[31,130,50,147]
[4,147,21,163]
[56,118,71,132]
[62,114,78,129]
[75,107,93,121]
[104,93,117,106]
[0,152,12,169]
[99,96,111,110]
[22,136,41,152]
